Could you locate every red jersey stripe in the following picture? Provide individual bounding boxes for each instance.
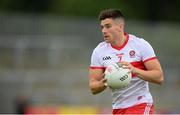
[90,61,146,70]
[131,61,146,70]
[90,59,155,78]
[130,61,146,77]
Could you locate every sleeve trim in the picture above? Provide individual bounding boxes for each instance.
[89,66,106,69]
[143,57,157,63]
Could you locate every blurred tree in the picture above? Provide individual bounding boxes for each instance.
[0,0,179,22]
[50,0,124,16]
[0,0,53,13]
[147,0,180,22]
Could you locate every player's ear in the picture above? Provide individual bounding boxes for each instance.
[120,23,125,31]
[119,23,124,28]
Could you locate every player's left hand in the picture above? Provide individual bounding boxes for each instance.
[119,61,135,74]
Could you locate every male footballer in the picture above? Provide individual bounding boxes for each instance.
[89,8,164,114]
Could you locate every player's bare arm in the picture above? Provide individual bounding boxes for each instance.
[89,69,107,94]
[120,59,164,85]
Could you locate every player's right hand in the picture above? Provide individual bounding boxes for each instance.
[100,73,107,87]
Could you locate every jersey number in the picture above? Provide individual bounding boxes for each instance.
[116,53,123,62]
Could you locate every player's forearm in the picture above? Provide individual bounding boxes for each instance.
[134,68,164,84]
[89,81,107,95]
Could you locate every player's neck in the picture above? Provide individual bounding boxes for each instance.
[113,34,126,47]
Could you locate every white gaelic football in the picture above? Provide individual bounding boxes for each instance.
[105,63,132,89]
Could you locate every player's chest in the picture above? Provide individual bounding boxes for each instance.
[100,49,141,67]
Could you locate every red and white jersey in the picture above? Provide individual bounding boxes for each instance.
[90,33,156,109]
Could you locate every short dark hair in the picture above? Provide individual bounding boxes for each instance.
[99,9,124,21]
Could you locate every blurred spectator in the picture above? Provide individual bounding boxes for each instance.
[14,95,31,114]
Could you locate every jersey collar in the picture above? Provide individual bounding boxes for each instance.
[110,33,129,50]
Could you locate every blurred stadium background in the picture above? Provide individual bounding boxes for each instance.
[0,0,180,114]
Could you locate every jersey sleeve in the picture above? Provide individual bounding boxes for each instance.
[140,39,156,62]
[90,48,103,68]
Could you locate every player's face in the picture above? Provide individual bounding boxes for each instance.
[100,18,122,44]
